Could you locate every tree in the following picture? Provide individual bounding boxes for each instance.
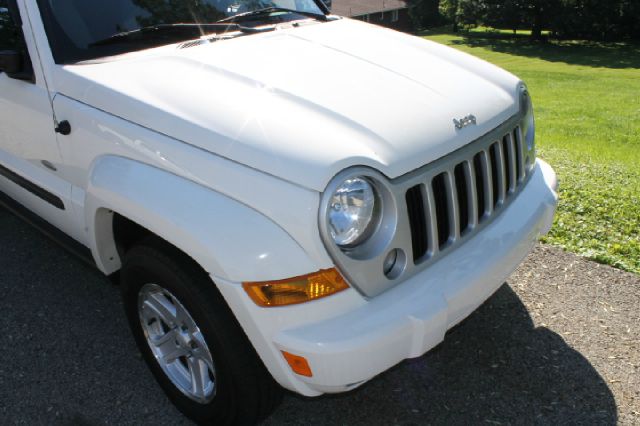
[495,0,636,41]
[439,0,459,31]
[528,0,561,39]
[619,0,640,39]
[408,0,443,30]
[416,0,639,40]
[439,0,490,30]
[554,0,640,40]
[483,0,528,34]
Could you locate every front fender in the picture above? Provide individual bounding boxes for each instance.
[85,155,321,282]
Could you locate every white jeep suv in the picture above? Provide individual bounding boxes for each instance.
[0,0,558,424]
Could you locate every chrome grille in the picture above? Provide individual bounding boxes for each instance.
[405,125,527,263]
[319,113,535,298]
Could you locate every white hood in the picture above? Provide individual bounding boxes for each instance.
[55,19,521,191]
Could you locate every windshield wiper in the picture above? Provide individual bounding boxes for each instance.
[217,7,327,24]
[90,23,272,47]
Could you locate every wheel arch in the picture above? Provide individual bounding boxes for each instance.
[84,155,321,282]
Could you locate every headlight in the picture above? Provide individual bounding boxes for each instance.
[520,85,536,172]
[327,177,378,247]
[524,95,535,152]
[521,86,535,153]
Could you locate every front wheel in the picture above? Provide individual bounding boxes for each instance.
[120,239,282,425]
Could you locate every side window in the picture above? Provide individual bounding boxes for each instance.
[0,0,19,51]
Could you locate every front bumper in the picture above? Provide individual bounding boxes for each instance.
[215,159,558,396]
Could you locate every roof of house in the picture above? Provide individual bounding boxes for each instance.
[331,0,408,18]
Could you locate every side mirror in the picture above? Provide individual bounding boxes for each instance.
[0,50,22,75]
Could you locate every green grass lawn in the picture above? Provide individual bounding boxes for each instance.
[423,28,640,274]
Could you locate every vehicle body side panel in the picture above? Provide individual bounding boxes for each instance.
[0,0,82,242]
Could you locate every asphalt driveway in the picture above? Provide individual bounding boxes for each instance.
[0,206,638,425]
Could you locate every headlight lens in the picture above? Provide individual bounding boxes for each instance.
[328,177,377,247]
[524,98,535,152]
[521,87,536,153]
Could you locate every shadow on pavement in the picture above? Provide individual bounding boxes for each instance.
[267,284,617,425]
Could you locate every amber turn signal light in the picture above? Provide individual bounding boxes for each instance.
[243,268,349,307]
[281,351,313,377]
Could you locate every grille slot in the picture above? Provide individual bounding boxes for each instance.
[514,127,523,182]
[405,123,529,264]
[489,143,501,207]
[473,152,487,221]
[454,163,470,234]
[405,185,428,261]
[502,135,515,193]
[432,173,451,249]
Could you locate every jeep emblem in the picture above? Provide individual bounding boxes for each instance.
[454,114,477,129]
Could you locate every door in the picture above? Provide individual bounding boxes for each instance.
[0,0,78,240]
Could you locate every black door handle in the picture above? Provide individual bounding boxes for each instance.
[55,120,71,136]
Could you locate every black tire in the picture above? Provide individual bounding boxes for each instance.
[120,237,282,425]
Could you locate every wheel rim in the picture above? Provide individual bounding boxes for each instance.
[138,283,217,403]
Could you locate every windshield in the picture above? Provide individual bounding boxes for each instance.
[36,0,326,63]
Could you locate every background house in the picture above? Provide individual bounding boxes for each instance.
[331,0,413,33]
